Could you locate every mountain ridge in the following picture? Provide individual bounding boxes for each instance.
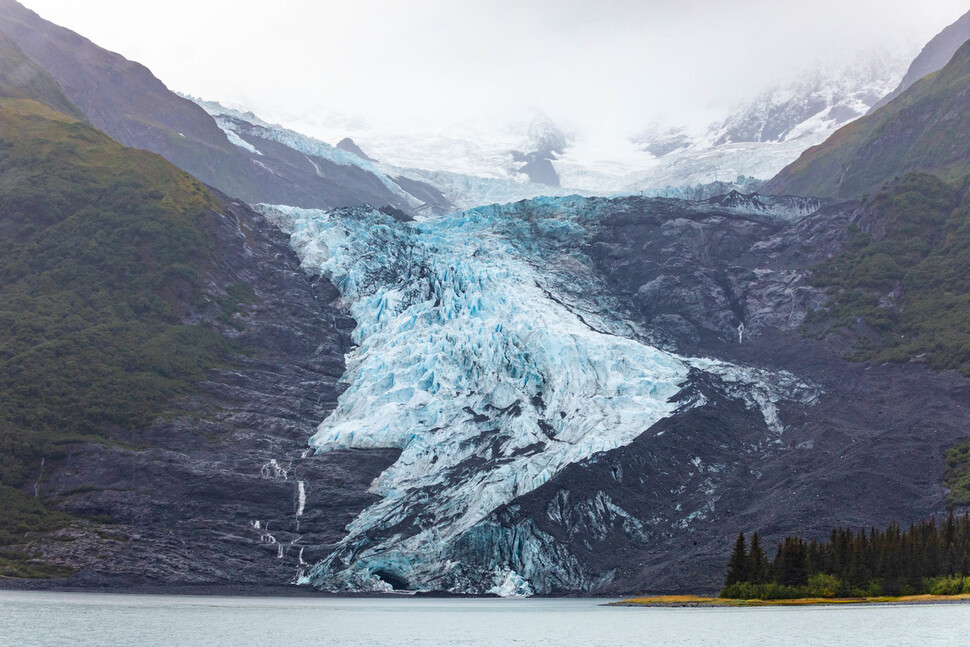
[0,0,436,213]
[764,38,970,199]
[0,29,80,119]
[869,9,970,113]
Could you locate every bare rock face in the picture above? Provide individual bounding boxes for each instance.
[337,137,378,163]
[581,196,841,350]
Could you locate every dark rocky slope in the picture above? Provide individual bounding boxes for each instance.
[24,194,397,587]
[457,194,970,593]
[337,137,377,162]
[0,91,388,587]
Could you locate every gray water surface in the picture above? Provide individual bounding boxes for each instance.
[1,591,969,646]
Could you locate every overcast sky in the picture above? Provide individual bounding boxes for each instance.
[15,1,970,139]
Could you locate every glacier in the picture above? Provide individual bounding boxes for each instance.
[261,197,817,594]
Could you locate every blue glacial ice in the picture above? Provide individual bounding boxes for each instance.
[260,197,816,594]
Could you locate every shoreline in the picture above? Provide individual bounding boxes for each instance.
[611,594,970,608]
[0,580,598,600]
[0,581,349,598]
[6,581,970,606]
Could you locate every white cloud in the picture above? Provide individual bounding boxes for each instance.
[16,0,970,139]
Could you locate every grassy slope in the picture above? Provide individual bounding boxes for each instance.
[0,98,235,572]
[766,39,970,199]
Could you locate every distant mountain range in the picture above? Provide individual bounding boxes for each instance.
[612,53,910,194]
[299,52,911,200]
[188,97,573,212]
[0,0,927,211]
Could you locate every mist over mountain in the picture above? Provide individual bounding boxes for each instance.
[869,8,970,112]
[0,0,442,213]
[209,52,906,207]
[0,29,78,118]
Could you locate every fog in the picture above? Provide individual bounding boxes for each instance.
[16,0,970,141]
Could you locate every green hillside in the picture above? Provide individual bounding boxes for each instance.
[0,98,234,572]
[806,173,970,372]
[766,40,970,199]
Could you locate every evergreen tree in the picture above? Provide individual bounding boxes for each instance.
[725,532,748,586]
[722,514,970,599]
[748,532,767,583]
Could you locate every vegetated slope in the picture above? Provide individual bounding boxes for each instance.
[946,442,970,509]
[0,97,234,570]
[869,9,970,113]
[806,173,970,373]
[799,173,970,509]
[765,39,970,199]
[0,0,425,212]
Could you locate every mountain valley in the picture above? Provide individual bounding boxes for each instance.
[1,0,970,598]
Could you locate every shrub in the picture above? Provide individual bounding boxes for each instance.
[926,575,969,596]
[806,573,843,598]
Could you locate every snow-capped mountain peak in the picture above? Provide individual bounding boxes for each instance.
[709,55,909,146]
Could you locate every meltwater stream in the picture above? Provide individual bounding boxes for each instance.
[262,198,815,594]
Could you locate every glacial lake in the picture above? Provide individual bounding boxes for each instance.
[2,591,970,646]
